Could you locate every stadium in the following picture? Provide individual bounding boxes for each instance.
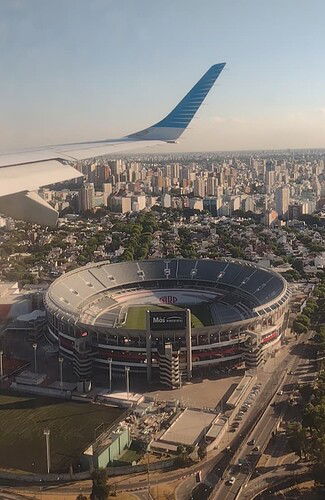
[45,259,290,387]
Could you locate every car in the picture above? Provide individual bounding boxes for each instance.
[253,446,260,452]
[248,439,256,446]
[232,422,240,428]
[228,476,235,485]
[278,390,283,395]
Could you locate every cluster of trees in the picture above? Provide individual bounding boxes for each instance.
[75,469,111,500]
[174,444,195,467]
[284,217,325,247]
[293,230,325,254]
[293,310,313,334]
[118,213,158,261]
[77,233,106,266]
[299,214,325,228]
[178,227,198,259]
[2,265,38,286]
[293,280,325,334]
[281,269,301,282]
[206,226,248,260]
[287,369,325,485]
[314,281,325,299]
[313,280,325,324]
[315,326,325,355]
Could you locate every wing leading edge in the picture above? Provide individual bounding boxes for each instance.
[0,63,226,225]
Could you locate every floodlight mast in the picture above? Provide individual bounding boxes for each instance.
[32,343,38,373]
[125,366,130,399]
[108,358,112,393]
[43,428,51,474]
[0,350,4,378]
[58,356,64,389]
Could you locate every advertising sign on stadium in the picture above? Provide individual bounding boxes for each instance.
[149,310,187,331]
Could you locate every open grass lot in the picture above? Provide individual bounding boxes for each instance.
[0,392,123,473]
[124,304,205,329]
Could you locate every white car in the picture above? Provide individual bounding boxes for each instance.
[228,477,236,485]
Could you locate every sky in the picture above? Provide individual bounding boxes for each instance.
[1,0,325,152]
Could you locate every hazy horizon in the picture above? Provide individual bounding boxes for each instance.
[1,0,325,153]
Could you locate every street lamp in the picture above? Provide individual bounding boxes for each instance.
[43,428,51,474]
[108,358,112,393]
[58,357,64,389]
[125,366,130,399]
[0,350,3,378]
[32,343,38,373]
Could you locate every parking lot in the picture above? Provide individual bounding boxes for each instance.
[229,383,262,432]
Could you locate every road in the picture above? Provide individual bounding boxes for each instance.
[211,379,288,499]
[239,464,310,500]
[210,331,312,500]
[175,475,197,500]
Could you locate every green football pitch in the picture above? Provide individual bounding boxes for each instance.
[0,393,123,473]
[123,304,212,330]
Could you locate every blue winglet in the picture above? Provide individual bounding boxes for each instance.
[155,63,226,129]
[127,63,226,142]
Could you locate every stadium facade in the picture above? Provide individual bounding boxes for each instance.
[45,259,290,387]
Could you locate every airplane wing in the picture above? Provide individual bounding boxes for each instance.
[0,63,225,225]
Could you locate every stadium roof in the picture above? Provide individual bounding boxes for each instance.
[45,258,288,328]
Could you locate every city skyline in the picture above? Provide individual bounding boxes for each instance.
[1,0,325,152]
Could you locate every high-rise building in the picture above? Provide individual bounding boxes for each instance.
[162,193,171,208]
[193,178,205,198]
[288,203,303,220]
[189,198,204,211]
[172,163,180,179]
[242,196,255,213]
[78,183,95,212]
[230,196,241,214]
[206,176,216,196]
[108,160,124,177]
[264,209,278,227]
[265,171,274,194]
[128,162,140,182]
[109,196,132,213]
[275,186,290,218]
[103,183,112,206]
[132,195,146,212]
[181,166,191,181]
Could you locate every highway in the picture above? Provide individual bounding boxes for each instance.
[210,331,312,500]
